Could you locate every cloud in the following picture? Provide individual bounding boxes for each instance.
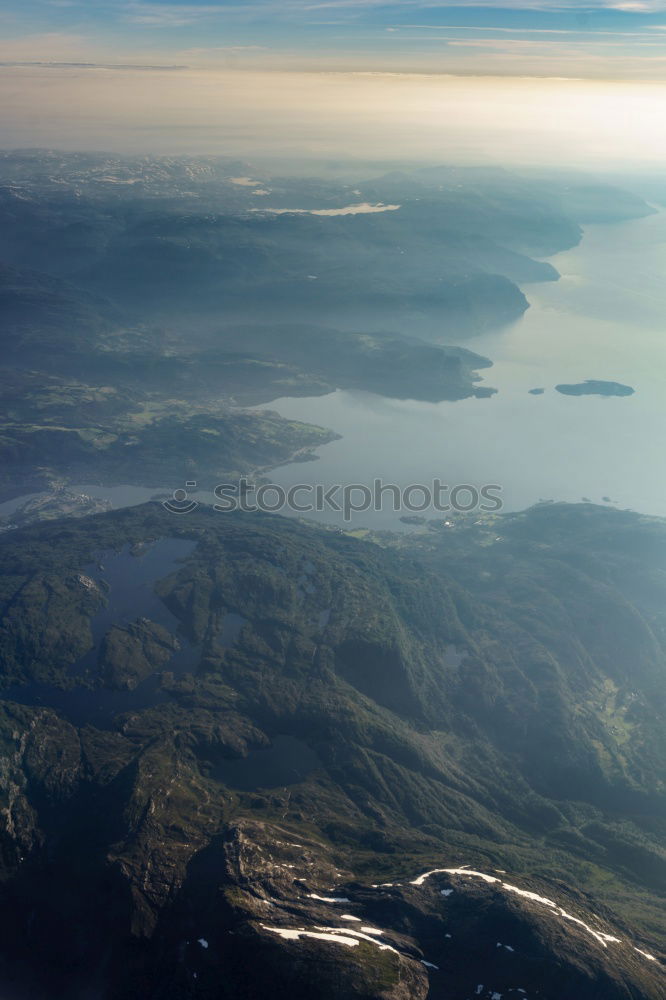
[390,23,666,36]
[6,0,666,76]
[181,45,267,53]
[0,32,93,62]
[300,0,666,8]
[108,0,666,13]
[295,0,666,8]
[122,3,225,27]
[447,37,577,47]
[0,60,188,68]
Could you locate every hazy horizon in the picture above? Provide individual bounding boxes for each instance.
[3,65,666,170]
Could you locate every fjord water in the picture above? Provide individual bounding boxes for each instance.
[4,539,198,727]
[260,208,666,527]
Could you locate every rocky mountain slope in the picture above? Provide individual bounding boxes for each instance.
[0,501,664,998]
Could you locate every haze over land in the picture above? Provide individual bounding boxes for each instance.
[4,67,666,170]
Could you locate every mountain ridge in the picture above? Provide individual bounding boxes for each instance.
[0,501,664,996]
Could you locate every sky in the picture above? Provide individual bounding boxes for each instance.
[2,0,666,166]
[5,0,666,77]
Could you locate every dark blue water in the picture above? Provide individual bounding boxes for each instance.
[218,612,248,648]
[211,735,322,790]
[82,539,197,646]
[4,537,199,729]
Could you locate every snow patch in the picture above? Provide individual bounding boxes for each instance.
[634,947,657,961]
[412,867,498,886]
[557,907,621,947]
[308,893,350,903]
[261,925,359,948]
[502,884,556,908]
[412,867,625,951]
[318,926,399,953]
[443,867,500,885]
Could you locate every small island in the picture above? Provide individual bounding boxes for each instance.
[555,379,635,397]
[529,387,545,395]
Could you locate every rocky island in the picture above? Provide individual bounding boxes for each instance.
[556,379,635,397]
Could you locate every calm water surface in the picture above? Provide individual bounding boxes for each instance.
[258,210,666,526]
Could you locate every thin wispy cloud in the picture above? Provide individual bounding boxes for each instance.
[1,0,666,78]
[106,0,666,11]
[444,34,666,46]
[283,0,666,8]
[389,23,666,35]
[123,4,224,27]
